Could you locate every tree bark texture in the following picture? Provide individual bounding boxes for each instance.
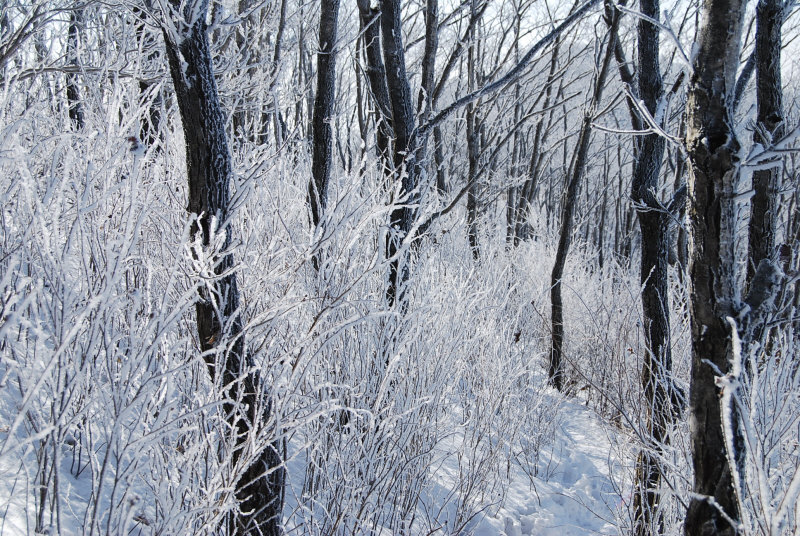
[357,0,393,175]
[309,0,340,229]
[466,11,481,261]
[417,0,439,193]
[380,0,418,307]
[549,1,618,391]
[417,0,438,121]
[749,0,784,279]
[684,2,747,534]
[626,1,677,534]
[66,11,84,130]
[162,5,284,534]
[467,102,480,260]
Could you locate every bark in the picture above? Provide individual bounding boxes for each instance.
[357,0,393,174]
[623,1,677,533]
[466,102,480,260]
[66,11,84,130]
[309,0,340,229]
[749,0,784,280]
[684,2,747,535]
[417,0,438,121]
[162,5,284,534]
[506,71,523,246]
[466,8,481,260]
[417,0,439,191]
[380,0,419,307]
[549,1,618,390]
[433,125,447,193]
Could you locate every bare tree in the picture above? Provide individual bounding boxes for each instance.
[380,0,419,307]
[66,10,84,130]
[609,1,683,533]
[161,2,284,533]
[749,0,785,278]
[309,0,340,230]
[683,2,748,534]
[549,0,619,390]
[357,0,393,175]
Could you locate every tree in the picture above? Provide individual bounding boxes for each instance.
[683,2,747,534]
[613,1,683,533]
[749,0,785,279]
[549,0,619,390]
[161,1,284,533]
[356,0,393,175]
[309,0,340,231]
[66,10,84,130]
[380,0,419,308]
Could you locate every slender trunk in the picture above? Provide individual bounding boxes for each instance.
[162,6,284,534]
[684,3,747,534]
[467,102,480,259]
[417,0,438,121]
[381,0,418,308]
[66,11,84,130]
[507,74,522,246]
[612,1,680,533]
[598,152,607,270]
[749,0,784,278]
[309,0,340,229]
[433,125,447,193]
[357,0,393,175]
[550,1,619,390]
[466,10,480,260]
[266,0,288,145]
[416,0,438,192]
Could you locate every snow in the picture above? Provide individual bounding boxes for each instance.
[468,398,624,536]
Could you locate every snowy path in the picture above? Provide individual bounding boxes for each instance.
[473,399,625,536]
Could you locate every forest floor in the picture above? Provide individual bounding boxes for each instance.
[1,387,630,536]
[469,396,627,536]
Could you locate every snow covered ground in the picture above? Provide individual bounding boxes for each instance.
[1,394,627,536]
[467,398,626,536]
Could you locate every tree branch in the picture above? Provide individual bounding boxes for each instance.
[418,0,602,136]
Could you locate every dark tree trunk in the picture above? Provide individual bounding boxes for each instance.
[66,11,84,130]
[684,2,747,535]
[466,10,481,261]
[357,0,393,174]
[269,0,289,146]
[309,0,340,229]
[507,72,523,246]
[433,125,447,193]
[549,1,618,391]
[162,6,284,534]
[380,0,418,308]
[625,2,677,533]
[749,0,784,278]
[417,0,437,121]
[417,0,439,190]
[467,102,480,260]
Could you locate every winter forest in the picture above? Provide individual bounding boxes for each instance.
[2,0,800,534]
